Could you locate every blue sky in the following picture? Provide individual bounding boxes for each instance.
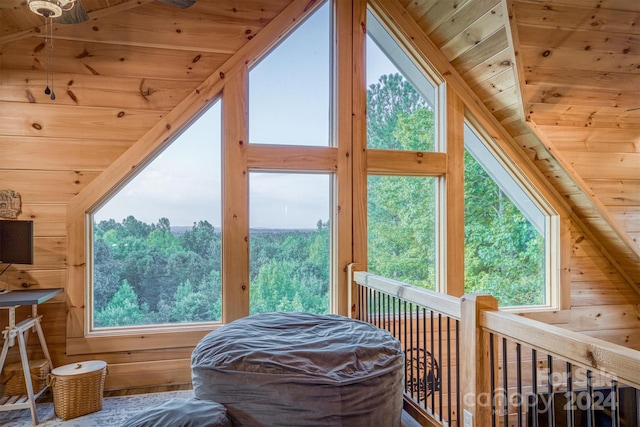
[95,3,396,229]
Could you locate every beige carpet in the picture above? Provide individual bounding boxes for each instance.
[0,390,194,426]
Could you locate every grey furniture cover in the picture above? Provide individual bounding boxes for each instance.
[191,312,404,427]
[121,397,231,427]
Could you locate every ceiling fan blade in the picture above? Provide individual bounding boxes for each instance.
[156,0,196,9]
[55,0,89,24]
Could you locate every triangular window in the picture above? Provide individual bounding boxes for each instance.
[91,101,222,329]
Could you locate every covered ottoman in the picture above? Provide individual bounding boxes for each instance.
[191,312,404,427]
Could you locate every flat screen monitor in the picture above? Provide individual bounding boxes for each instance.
[0,220,34,265]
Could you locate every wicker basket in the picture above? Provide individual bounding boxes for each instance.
[1,359,50,396]
[48,360,107,421]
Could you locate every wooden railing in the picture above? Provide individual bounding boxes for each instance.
[350,269,640,427]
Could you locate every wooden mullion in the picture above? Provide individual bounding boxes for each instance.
[221,70,250,324]
[350,0,368,284]
[247,145,338,171]
[444,85,465,297]
[367,149,447,176]
[334,0,358,316]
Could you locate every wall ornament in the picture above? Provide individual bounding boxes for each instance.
[0,189,22,219]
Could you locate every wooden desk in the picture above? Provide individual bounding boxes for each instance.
[0,289,62,425]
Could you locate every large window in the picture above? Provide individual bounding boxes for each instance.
[91,101,222,329]
[249,173,332,314]
[464,122,550,307]
[249,2,330,147]
[367,10,439,151]
[368,176,437,289]
[366,11,441,289]
[247,2,333,314]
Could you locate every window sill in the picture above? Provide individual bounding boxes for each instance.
[66,324,220,355]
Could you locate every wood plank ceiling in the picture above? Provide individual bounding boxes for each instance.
[1,0,638,287]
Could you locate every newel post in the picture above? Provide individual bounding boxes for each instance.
[347,263,361,320]
[460,293,499,427]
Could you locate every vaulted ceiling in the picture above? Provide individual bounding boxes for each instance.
[1,0,638,286]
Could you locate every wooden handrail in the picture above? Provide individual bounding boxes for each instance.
[482,310,640,389]
[352,270,640,426]
[353,271,461,319]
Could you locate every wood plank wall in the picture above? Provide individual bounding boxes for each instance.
[0,0,638,391]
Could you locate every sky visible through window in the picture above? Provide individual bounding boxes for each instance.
[95,9,396,229]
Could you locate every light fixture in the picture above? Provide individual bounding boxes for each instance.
[27,0,76,18]
[27,0,76,100]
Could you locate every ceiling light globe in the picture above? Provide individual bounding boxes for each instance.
[27,0,75,18]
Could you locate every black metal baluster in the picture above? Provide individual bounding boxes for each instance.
[409,302,415,400]
[503,338,509,427]
[430,310,435,412]
[386,294,391,333]
[516,343,522,427]
[586,369,593,427]
[447,316,452,425]
[438,313,443,420]
[490,333,496,427]
[403,300,408,396]
[531,349,538,427]
[421,307,427,408]
[455,319,460,426]
[367,288,372,324]
[611,379,619,427]
[377,291,381,328]
[392,296,397,339]
[566,362,573,427]
[547,355,554,427]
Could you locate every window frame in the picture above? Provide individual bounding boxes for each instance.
[68,0,342,354]
[86,99,224,333]
[362,2,563,310]
[463,115,561,311]
[364,6,448,293]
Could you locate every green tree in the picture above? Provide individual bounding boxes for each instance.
[95,280,149,327]
[367,73,437,289]
[367,73,430,150]
[93,237,121,311]
[93,216,223,327]
[250,259,327,315]
[464,151,544,305]
[366,72,545,305]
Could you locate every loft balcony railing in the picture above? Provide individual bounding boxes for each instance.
[349,267,640,427]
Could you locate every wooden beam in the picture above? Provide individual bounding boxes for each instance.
[444,85,465,297]
[247,145,337,171]
[351,0,368,279]
[334,0,362,316]
[367,150,446,176]
[221,70,249,323]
